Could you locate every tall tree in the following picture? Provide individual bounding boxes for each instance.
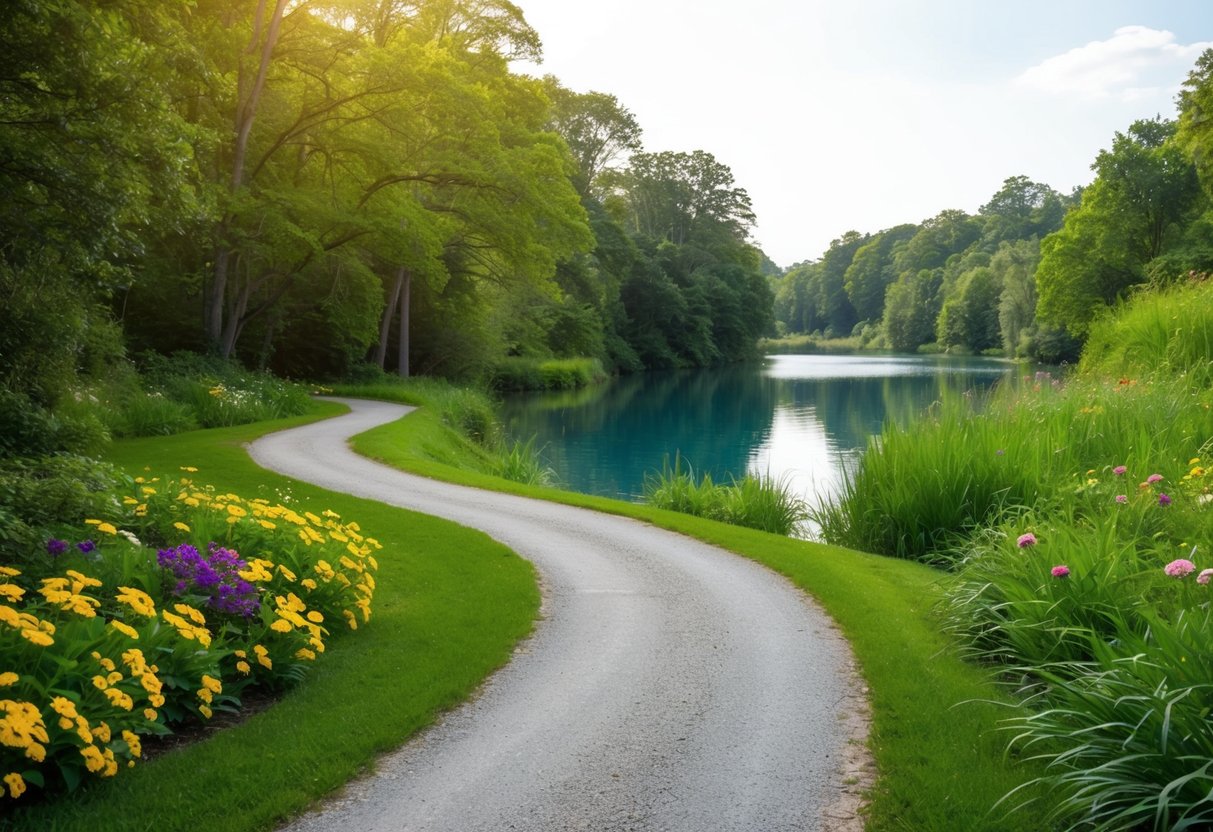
[543,80,642,196]
[1037,118,1202,335]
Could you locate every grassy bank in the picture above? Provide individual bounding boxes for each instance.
[340,387,1054,831]
[4,401,539,832]
[817,279,1213,829]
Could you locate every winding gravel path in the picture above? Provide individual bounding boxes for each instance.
[251,398,869,832]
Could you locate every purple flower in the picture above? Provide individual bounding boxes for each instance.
[1147,473,1164,484]
[1113,465,1127,476]
[1165,559,1196,578]
[1115,495,1128,504]
[1198,568,1213,586]
[76,540,96,554]
[1051,565,1070,578]
[1159,493,1172,506]
[157,542,261,617]
[46,538,69,557]
[1017,532,1038,548]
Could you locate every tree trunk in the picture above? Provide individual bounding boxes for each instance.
[396,268,412,378]
[374,267,405,368]
[206,0,288,353]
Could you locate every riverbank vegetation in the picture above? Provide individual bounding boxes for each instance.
[642,454,809,536]
[820,278,1213,828]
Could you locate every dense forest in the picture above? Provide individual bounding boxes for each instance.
[6,0,1213,421]
[2,0,774,416]
[774,82,1213,362]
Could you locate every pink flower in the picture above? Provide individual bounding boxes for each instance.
[1115,494,1128,504]
[1017,532,1037,548]
[1051,565,1070,578]
[1113,465,1127,476]
[1198,569,1213,586]
[1147,473,1164,484]
[1165,559,1196,578]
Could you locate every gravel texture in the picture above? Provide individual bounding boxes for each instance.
[250,398,870,832]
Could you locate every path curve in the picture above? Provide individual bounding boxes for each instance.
[250,398,869,832]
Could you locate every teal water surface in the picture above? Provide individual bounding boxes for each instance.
[499,353,1018,511]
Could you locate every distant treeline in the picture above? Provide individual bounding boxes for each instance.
[774,56,1213,363]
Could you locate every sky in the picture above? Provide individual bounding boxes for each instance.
[511,0,1213,268]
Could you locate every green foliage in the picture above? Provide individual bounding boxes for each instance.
[816,370,1213,564]
[493,437,555,487]
[642,455,808,536]
[1036,118,1204,336]
[1081,278,1213,383]
[490,357,608,391]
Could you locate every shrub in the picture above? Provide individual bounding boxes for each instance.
[490,357,607,392]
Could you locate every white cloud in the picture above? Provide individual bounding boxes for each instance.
[1014,26,1211,101]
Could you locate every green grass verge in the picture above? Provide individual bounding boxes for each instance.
[4,401,539,832]
[344,395,1054,831]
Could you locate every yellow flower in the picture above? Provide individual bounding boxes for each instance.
[277,565,297,582]
[0,672,17,688]
[143,708,157,721]
[236,660,251,675]
[196,687,212,704]
[92,675,108,691]
[173,521,191,533]
[306,610,324,624]
[180,466,198,473]
[50,697,78,719]
[200,674,222,694]
[227,504,247,518]
[116,587,157,618]
[4,772,25,799]
[173,604,206,626]
[109,620,140,640]
[141,487,156,496]
[80,745,106,773]
[24,742,45,763]
[294,648,316,661]
[19,629,53,647]
[97,523,118,536]
[269,618,293,633]
[258,519,277,530]
[0,585,23,602]
[122,729,142,758]
[198,704,212,719]
[301,578,317,590]
[93,722,112,743]
[1190,457,1201,465]
[253,644,272,669]
[0,567,18,578]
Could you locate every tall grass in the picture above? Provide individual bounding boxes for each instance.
[1082,278,1213,384]
[642,454,808,536]
[820,280,1213,829]
[490,356,608,391]
[493,437,556,486]
[814,374,1213,564]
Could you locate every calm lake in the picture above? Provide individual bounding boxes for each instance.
[499,353,1018,513]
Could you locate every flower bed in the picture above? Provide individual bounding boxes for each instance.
[1,468,379,801]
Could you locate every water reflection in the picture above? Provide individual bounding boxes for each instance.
[498,353,1014,509]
